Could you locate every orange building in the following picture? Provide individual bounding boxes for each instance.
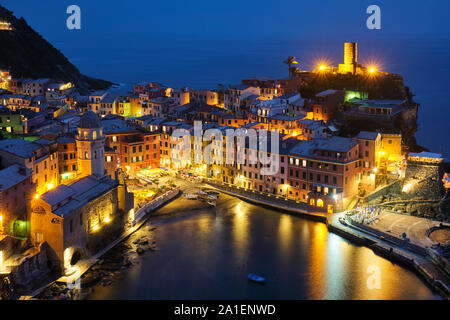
[102,118,160,175]
[57,136,78,184]
[287,136,362,212]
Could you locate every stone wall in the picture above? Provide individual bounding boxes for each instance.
[8,242,61,294]
[362,180,401,203]
[403,161,444,200]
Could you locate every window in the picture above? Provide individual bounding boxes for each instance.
[317,199,324,207]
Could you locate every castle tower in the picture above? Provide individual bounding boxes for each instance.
[76,111,105,178]
[344,42,357,65]
[339,42,358,75]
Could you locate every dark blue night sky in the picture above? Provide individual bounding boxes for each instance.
[2,0,450,39]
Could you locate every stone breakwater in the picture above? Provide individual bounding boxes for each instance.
[327,214,450,299]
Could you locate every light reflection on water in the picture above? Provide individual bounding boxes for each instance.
[88,194,441,300]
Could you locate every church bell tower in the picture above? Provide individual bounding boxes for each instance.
[76,111,105,178]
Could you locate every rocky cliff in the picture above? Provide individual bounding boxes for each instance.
[0,5,112,94]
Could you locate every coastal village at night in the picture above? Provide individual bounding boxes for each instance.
[0,4,449,302]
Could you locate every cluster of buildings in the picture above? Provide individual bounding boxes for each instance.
[0,41,439,274]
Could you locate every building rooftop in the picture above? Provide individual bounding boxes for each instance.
[101,118,138,134]
[349,98,405,108]
[0,164,31,191]
[78,111,101,129]
[229,84,252,91]
[289,136,357,157]
[356,131,380,140]
[0,139,42,158]
[316,89,339,97]
[408,152,443,159]
[101,92,120,104]
[57,136,76,144]
[40,175,117,218]
[269,114,304,121]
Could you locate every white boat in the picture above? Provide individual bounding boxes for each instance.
[183,193,198,200]
[198,190,207,195]
[248,273,265,284]
[207,200,216,206]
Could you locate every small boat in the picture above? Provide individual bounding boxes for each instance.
[248,273,265,284]
[198,190,207,195]
[183,193,198,200]
[207,200,216,207]
[207,194,219,200]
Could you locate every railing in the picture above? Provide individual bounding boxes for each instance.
[134,188,180,223]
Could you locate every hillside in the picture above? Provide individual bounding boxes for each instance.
[0,5,112,94]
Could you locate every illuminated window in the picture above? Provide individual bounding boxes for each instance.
[310,199,315,206]
[93,131,97,140]
[317,199,324,207]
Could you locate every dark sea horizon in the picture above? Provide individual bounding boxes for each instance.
[55,34,450,159]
